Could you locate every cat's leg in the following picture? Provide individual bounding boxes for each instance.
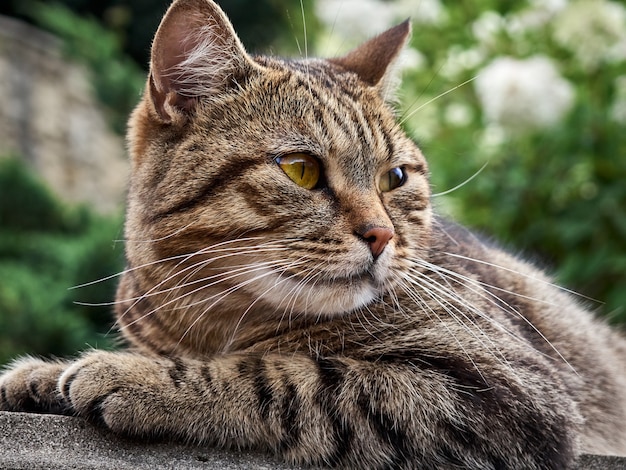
[0,357,71,414]
[52,349,578,469]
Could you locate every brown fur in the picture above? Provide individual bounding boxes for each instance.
[1,1,625,468]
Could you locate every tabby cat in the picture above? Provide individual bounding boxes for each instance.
[1,0,625,468]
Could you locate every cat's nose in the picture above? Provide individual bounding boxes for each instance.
[360,226,394,258]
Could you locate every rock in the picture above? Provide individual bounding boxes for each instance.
[0,15,128,214]
[0,411,304,470]
[0,411,624,469]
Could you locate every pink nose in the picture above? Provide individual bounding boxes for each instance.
[360,226,394,258]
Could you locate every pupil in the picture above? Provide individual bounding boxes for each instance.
[391,168,404,188]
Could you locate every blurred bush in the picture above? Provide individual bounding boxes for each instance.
[0,0,319,364]
[0,158,124,364]
[2,0,319,134]
[316,0,626,323]
[20,1,146,134]
[412,1,626,324]
[1,0,319,68]
[0,0,623,372]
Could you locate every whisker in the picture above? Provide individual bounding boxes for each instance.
[285,4,305,59]
[296,0,316,111]
[77,245,291,308]
[416,258,562,308]
[402,270,510,366]
[431,162,489,197]
[274,264,328,334]
[110,239,301,335]
[300,0,308,61]
[398,61,445,122]
[227,259,319,346]
[321,0,344,58]
[120,258,306,331]
[117,220,197,244]
[69,236,272,290]
[409,258,578,374]
[442,252,601,303]
[176,259,310,346]
[398,76,478,126]
[394,275,490,383]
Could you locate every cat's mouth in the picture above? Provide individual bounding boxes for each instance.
[283,267,377,286]
[244,257,391,316]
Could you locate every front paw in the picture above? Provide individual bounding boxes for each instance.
[0,357,69,414]
[59,351,172,436]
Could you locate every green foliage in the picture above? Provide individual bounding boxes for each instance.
[311,0,626,323]
[8,0,318,134]
[391,1,626,323]
[19,1,146,134]
[217,0,320,56]
[0,1,623,373]
[0,159,124,364]
[3,0,318,68]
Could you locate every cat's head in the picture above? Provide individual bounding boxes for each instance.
[121,0,431,346]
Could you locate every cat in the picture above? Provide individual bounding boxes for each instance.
[1,0,626,468]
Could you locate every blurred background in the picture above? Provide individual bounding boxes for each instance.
[0,0,624,365]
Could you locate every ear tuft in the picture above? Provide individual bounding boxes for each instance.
[149,0,254,124]
[329,20,411,99]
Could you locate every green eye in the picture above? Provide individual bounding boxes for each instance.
[276,153,320,190]
[379,167,407,192]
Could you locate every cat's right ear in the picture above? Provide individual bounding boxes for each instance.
[148,0,256,125]
[330,21,411,102]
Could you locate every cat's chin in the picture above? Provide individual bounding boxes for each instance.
[247,267,383,316]
[275,281,379,317]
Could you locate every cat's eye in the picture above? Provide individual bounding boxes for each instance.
[379,167,407,192]
[276,153,320,190]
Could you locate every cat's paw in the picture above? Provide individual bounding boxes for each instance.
[0,357,70,414]
[59,351,172,436]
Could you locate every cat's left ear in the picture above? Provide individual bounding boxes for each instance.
[148,0,259,125]
[329,20,411,101]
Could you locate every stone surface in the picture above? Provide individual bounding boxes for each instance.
[575,454,626,470]
[1,411,624,469]
[0,411,303,470]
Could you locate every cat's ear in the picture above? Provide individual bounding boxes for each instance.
[330,20,411,101]
[148,0,256,124]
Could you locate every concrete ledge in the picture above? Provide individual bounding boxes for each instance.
[1,411,624,469]
[0,411,302,469]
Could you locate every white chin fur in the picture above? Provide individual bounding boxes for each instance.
[248,269,381,316]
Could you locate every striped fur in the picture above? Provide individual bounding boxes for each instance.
[2,1,626,468]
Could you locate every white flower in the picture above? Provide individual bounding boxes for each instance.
[398,47,426,72]
[315,0,446,43]
[393,0,447,25]
[607,38,626,64]
[553,0,626,71]
[506,6,558,38]
[528,0,568,15]
[478,124,507,154]
[440,46,486,80]
[314,0,439,74]
[444,103,474,127]
[474,56,575,132]
[472,11,504,47]
[315,0,394,41]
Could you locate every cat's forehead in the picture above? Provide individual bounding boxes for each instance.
[185,52,423,188]
[244,58,398,151]
[244,55,399,136]
[252,56,372,99]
